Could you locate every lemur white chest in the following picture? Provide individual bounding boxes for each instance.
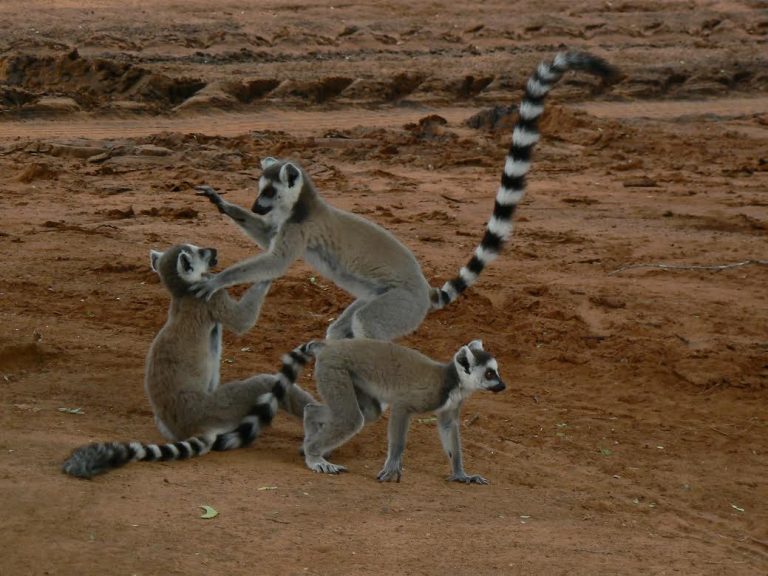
[437,386,471,413]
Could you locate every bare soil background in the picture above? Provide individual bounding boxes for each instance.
[1,1,766,574]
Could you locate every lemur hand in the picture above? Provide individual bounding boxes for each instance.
[195,185,226,213]
[191,276,224,301]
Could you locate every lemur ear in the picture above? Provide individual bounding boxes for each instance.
[279,162,301,188]
[454,346,473,374]
[467,339,484,352]
[260,157,279,170]
[178,251,193,273]
[149,249,163,273]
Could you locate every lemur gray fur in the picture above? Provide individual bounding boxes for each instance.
[299,338,505,484]
[62,244,316,479]
[193,51,619,342]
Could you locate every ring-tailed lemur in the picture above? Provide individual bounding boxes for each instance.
[194,51,618,340]
[62,244,316,479]
[299,338,505,483]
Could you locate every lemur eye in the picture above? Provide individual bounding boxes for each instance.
[261,185,276,199]
[484,369,496,380]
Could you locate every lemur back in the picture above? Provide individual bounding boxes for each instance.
[62,244,316,479]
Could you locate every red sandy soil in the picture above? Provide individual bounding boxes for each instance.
[1,1,767,574]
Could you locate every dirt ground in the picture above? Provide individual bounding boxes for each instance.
[1,1,767,574]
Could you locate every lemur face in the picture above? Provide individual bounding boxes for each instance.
[150,244,218,293]
[253,157,303,219]
[454,340,506,394]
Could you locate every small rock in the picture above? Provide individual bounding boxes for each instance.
[589,295,626,309]
[29,96,81,113]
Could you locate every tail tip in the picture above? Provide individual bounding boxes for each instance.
[61,460,95,479]
[61,442,132,479]
[62,446,101,479]
[562,51,622,84]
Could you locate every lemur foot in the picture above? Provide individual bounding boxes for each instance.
[448,473,489,485]
[305,455,347,475]
[376,466,402,483]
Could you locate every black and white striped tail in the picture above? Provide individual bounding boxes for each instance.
[431,51,620,310]
[272,340,319,399]
[61,396,276,479]
[61,343,318,479]
[62,434,216,479]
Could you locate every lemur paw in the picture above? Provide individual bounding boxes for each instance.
[191,279,220,301]
[376,467,402,483]
[195,185,225,212]
[305,456,347,475]
[448,473,489,485]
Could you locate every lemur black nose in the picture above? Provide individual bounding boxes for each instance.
[489,381,506,393]
[207,248,218,266]
[252,202,271,215]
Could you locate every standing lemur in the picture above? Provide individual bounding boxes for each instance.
[300,338,506,483]
[62,244,316,478]
[194,51,620,342]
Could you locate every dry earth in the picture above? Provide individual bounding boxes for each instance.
[1,1,767,574]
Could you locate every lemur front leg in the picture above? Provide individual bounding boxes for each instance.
[196,185,276,249]
[377,407,411,482]
[193,225,303,300]
[437,406,488,485]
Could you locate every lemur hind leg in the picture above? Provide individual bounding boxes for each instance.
[326,299,383,421]
[350,285,431,341]
[166,375,276,440]
[326,298,368,340]
[223,374,316,420]
[303,365,365,474]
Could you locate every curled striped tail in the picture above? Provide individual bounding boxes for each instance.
[62,394,278,479]
[272,340,322,400]
[431,51,620,310]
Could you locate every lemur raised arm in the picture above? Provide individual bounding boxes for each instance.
[62,244,316,478]
[195,51,620,342]
[299,339,505,484]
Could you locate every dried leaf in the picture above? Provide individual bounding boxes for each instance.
[58,407,84,415]
[200,505,218,519]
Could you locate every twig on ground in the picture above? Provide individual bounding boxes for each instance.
[440,193,470,204]
[609,259,768,276]
[709,426,731,438]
